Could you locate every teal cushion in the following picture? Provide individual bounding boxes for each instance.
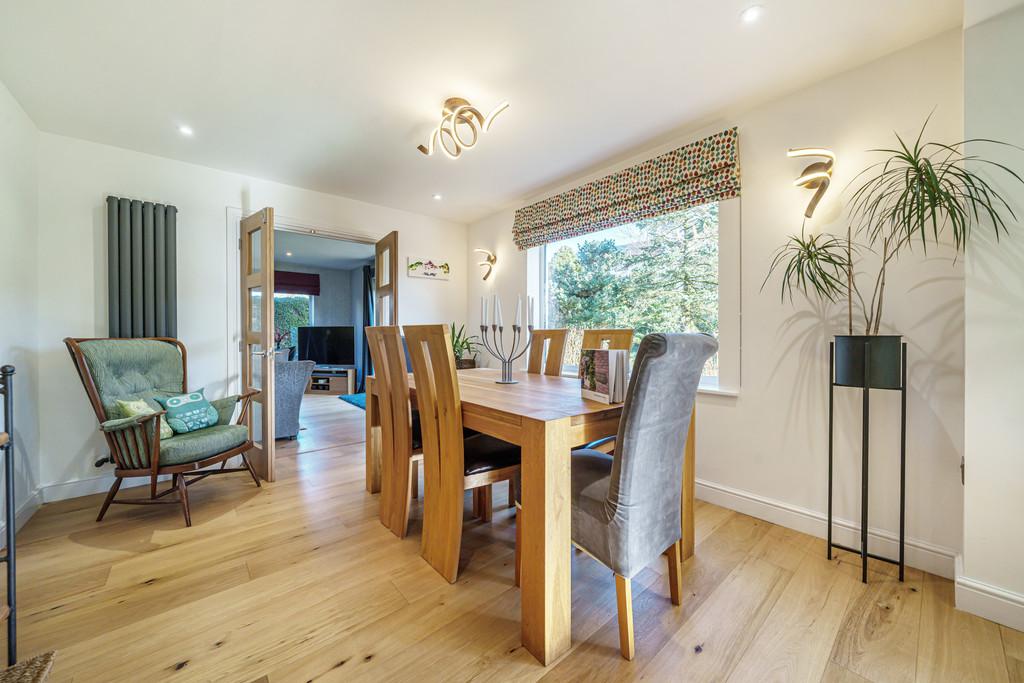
[78,339,184,418]
[155,389,219,433]
[159,424,249,466]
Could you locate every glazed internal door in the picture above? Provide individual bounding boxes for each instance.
[375,231,398,325]
[240,207,276,481]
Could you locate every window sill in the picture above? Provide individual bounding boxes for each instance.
[559,370,739,398]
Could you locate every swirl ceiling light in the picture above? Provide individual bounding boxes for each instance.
[417,97,509,159]
[788,148,836,218]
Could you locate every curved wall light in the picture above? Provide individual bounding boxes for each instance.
[418,98,509,159]
[474,248,497,280]
[788,147,836,218]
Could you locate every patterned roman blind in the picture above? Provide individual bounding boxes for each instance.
[512,127,740,250]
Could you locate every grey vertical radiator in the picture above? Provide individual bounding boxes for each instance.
[106,196,178,338]
[0,365,16,665]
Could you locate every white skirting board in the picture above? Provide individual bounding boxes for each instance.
[955,555,1024,631]
[696,478,957,579]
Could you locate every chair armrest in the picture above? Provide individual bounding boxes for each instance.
[209,389,260,426]
[99,411,164,470]
[100,411,165,432]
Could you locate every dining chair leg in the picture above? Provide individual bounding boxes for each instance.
[514,504,522,587]
[615,574,635,660]
[666,539,683,606]
[176,474,192,527]
[471,488,480,518]
[480,485,493,523]
[96,477,123,522]
[410,460,419,500]
[507,479,515,509]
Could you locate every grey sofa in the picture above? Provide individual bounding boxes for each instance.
[275,358,315,440]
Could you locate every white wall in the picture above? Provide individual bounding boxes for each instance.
[467,30,966,577]
[961,2,1024,630]
[35,133,467,500]
[0,80,41,527]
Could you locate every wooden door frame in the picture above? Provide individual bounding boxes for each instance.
[224,208,387,396]
[240,207,276,481]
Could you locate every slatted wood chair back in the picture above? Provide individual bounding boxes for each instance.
[403,323,466,582]
[527,328,568,376]
[581,328,635,351]
[365,326,415,537]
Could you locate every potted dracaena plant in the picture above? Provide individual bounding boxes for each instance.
[765,118,1023,388]
[450,323,480,370]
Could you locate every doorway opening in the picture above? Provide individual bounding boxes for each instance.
[272,229,377,459]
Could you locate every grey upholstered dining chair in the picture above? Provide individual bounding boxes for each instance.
[570,332,717,660]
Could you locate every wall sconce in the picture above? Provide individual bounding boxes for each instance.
[474,249,496,280]
[417,97,509,159]
[788,148,835,218]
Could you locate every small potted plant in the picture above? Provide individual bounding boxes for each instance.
[765,118,1022,387]
[450,323,479,369]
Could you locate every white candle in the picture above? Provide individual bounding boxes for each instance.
[515,295,522,327]
[481,296,487,326]
[494,295,503,327]
[528,296,535,327]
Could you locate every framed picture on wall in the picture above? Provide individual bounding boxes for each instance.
[407,257,451,280]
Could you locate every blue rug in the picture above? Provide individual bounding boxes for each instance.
[339,392,366,410]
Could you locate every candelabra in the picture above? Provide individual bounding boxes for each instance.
[479,323,533,384]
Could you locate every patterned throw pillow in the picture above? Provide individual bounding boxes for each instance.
[154,389,219,434]
[115,399,174,440]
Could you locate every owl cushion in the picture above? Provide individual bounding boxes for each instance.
[154,389,219,434]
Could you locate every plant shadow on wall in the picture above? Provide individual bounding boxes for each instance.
[765,116,1023,374]
[764,116,1024,469]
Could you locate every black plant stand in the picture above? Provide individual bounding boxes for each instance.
[827,341,907,583]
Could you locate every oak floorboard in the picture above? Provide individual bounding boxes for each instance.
[8,392,1021,682]
[915,572,1008,682]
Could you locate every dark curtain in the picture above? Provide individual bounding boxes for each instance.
[107,196,177,338]
[359,264,374,391]
[275,270,321,296]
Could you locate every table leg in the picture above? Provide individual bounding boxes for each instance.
[365,388,382,494]
[681,405,696,561]
[520,416,572,665]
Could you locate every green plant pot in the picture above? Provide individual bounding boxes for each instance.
[834,335,902,389]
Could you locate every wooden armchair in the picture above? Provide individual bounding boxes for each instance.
[65,337,262,527]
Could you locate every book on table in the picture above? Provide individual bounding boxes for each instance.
[579,348,629,404]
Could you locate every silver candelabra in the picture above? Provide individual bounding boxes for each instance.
[479,323,533,384]
[479,294,535,384]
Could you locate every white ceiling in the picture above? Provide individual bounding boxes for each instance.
[274,230,373,271]
[0,0,962,224]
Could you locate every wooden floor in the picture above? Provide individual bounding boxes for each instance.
[8,394,1021,682]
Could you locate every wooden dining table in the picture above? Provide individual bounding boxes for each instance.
[364,367,697,665]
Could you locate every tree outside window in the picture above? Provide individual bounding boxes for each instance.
[544,202,719,376]
[273,294,312,350]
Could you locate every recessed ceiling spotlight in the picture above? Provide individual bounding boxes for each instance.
[740,5,764,23]
[432,193,443,200]
[178,124,194,137]
[285,251,293,257]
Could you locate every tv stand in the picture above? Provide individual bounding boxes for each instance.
[306,366,356,396]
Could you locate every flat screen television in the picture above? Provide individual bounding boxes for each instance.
[296,326,355,366]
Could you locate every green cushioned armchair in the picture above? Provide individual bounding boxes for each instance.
[65,337,262,527]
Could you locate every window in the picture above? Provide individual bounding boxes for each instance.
[540,202,719,378]
[273,293,313,349]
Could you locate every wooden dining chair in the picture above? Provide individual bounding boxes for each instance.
[580,328,634,453]
[527,328,568,376]
[571,333,718,659]
[366,326,422,538]
[404,324,522,583]
[581,328,634,352]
